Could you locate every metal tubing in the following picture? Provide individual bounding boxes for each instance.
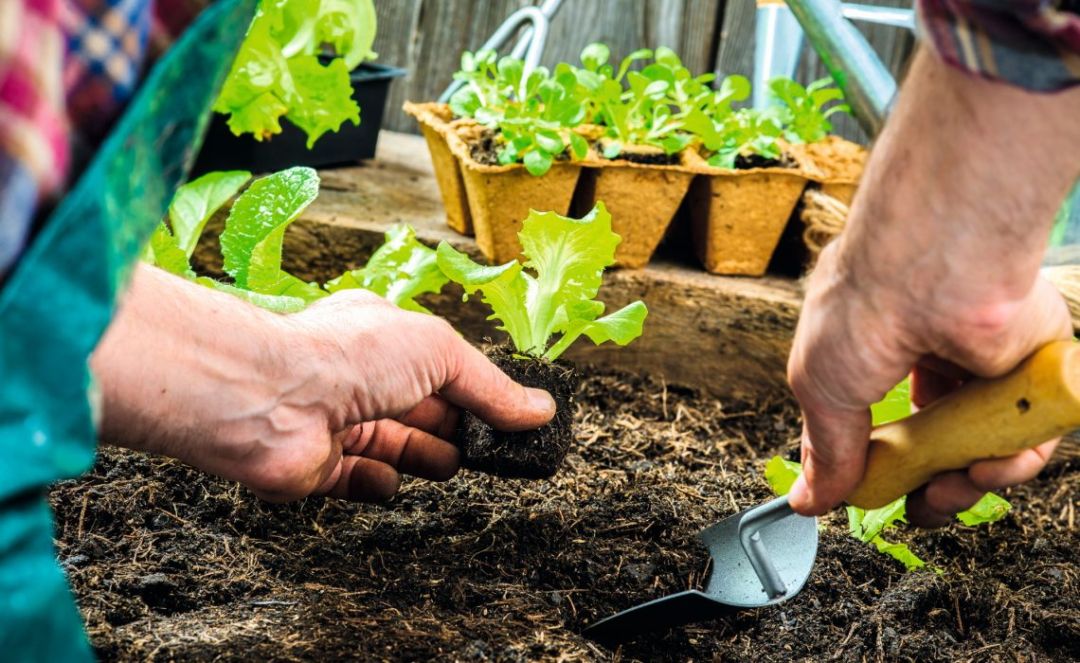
[737,495,796,598]
[840,3,916,31]
[753,3,806,109]
[784,0,897,134]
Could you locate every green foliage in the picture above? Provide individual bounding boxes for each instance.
[768,77,850,143]
[325,224,449,313]
[436,203,648,360]
[145,168,449,314]
[444,42,850,174]
[219,166,327,304]
[870,377,911,425]
[763,376,1012,572]
[214,0,376,147]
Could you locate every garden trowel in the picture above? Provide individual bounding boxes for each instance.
[584,340,1080,644]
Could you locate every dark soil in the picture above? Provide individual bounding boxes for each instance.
[597,141,680,166]
[51,369,1080,662]
[457,346,579,479]
[734,153,799,170]
[468,128,570,167]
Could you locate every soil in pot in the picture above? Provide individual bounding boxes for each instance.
[449,125,583,264]
[685,148,808,276]
[403,101,474,235]
[456,345,579,479]
[572,142,695,269]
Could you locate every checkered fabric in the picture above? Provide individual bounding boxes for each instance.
[62,0,154,142]
[918,0,1080,90]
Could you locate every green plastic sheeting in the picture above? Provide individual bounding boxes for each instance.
[0,0,256,658]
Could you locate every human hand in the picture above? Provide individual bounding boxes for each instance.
[787,242,1070,526]
[785,49,1080,526]
[92,266,556,503]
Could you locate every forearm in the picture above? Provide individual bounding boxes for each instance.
[840,48,1080,320]
[90,264,303,458]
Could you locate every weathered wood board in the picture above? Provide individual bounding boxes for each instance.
[279,131,804,401]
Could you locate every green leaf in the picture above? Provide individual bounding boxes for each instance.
[544,300,648,361]
[871,377,911,425]
[325,224,449,313]
[849,497,908,542]
[569,132,588,159]
[957,492,1012,526]
[284,56,361,149]
[145,223,195,278]
[534,129,564,155]
[220,167,320,290]
[214,0,375,146]
[168,170,251,257]
[602,141,623,159]
[764,455,802,496]
[581,42,610,71]
[437,202,645,358]
[436,243,533,350]
[523,149,553,176]
[869,535,927,571]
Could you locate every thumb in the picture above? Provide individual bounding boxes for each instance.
[439,337,557,432]
[788,405,873,516]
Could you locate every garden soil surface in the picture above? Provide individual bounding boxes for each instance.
[51,370,1079,662]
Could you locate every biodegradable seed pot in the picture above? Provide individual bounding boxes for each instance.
[447,125,583,265]
[684,148,809,276]
[456,346,579,478]
[403,101,475,236]
[785,135,867,206]
[573,139,696,269]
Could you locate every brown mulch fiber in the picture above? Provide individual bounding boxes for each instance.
[51,370,1080,662]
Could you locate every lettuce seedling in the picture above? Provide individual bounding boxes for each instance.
[325,224,449,314]
[214,0,377,147]
[684,106,785,169]
[146,167,452,314]
[768,77,850,143]
[576,45,695,158]
[764,379,1012,571]
[435,203,648,360]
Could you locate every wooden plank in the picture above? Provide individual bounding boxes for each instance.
[275,131,803,401]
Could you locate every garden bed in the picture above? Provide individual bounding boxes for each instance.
[51,369,1080,661]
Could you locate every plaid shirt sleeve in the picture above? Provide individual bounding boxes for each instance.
[917,0,1080,91]
[1,0,165,282]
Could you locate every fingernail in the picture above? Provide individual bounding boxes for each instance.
[527,387,557,415]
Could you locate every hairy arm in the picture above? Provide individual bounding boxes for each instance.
[91,264,555,502]
[787,48,1080,525]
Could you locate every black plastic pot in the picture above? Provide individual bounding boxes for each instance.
[193,62,406,174]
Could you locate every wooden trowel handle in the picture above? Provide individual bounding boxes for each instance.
[847,341,1080,510]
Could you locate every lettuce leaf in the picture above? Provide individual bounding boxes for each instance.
[435,203,647,359]
[144,170,251,277]
[214,0,374,145]
[957,492,1011,526]
[325,224,449,313]
[219,166,326,303]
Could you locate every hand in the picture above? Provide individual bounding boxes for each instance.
[92,265,556,503]
[786,49,1080,526]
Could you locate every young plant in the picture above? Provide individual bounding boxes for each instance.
[435,202,648,360]
[764,379,1012,571]
[145,168,448,314]
[325,224,449,314]
[214,0,377,147]
[768,76,850,144]
[684,106,785,169]
[578,45,694,158]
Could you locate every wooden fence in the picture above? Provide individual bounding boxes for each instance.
[371,0,914,143]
